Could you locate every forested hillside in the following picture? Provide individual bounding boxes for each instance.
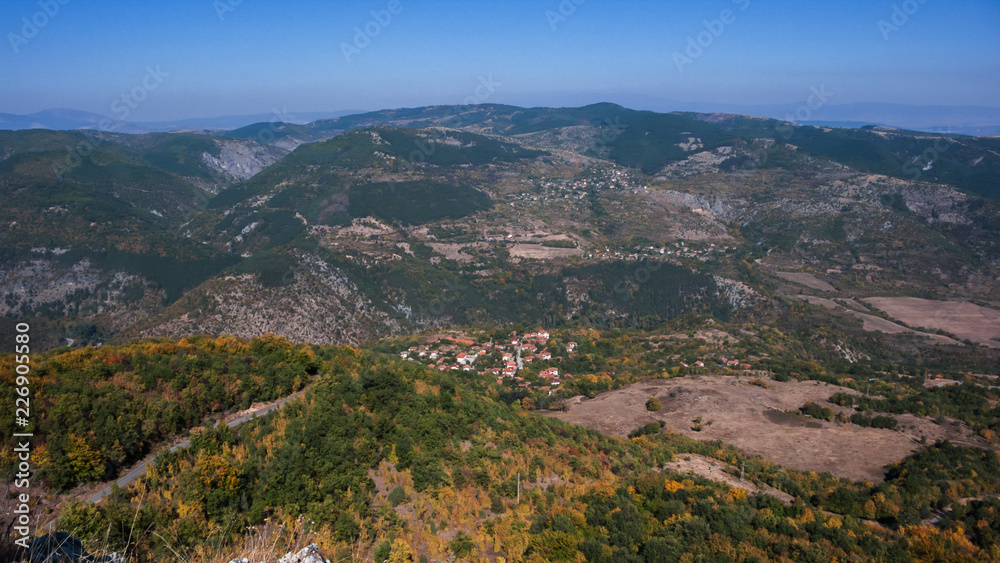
[0,335,316,490]
[3,340,990,562]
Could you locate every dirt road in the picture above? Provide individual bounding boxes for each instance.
[84,385,312,504]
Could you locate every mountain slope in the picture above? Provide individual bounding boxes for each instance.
[251,103,1000,200]
[2,104,1000,350]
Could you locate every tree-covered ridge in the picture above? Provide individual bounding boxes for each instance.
[51,346,1000,562]
[348,180,492,226]
[208,126,545,211]
[829,383,1000,440]
[264,104,1000,199]
[0,334,316,490]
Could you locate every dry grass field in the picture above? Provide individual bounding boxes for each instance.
[427,242,487,262]
[509,243,583,259]
[664,454,794,504]
[794,295,962,345]
[863,297,1000,348]
[548,375,989,483]
[776,271,838,292]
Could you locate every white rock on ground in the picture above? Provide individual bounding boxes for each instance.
[228,543,329,563]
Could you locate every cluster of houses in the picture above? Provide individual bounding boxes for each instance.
[399,337,491,373]
[678,357,752,370]
[398,331,578,394]
[586,241,731,262]
[503,168,643,216]
[528,168,645,203]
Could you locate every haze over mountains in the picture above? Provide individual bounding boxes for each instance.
[4,102,999,136]
[0,108,358,135]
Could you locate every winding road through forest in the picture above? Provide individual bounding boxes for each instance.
[84,384,313,504]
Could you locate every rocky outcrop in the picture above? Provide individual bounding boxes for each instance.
[0,254,164,330]
[202,139,289,181]
[714,276,762,309]
[229,543,329,563]
[141,251,408,345]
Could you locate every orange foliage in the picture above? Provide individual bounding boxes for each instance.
[197,454,240,494]
[903,525,979,562]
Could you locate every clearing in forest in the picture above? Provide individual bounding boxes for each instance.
[548,375,988,483]
[863,297,1000,348]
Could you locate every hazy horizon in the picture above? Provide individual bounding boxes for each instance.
[3,0,999,123]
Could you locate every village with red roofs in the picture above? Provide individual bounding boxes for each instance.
[398,330,579,395]
[394,327,757,399]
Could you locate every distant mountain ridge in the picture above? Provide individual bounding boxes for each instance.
[0,109,358,134]
[3,102,999,135]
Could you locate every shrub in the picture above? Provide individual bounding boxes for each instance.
[490,494,506,514]
[800,402,835,421]
[850,413,896,429]
[646,397,662,411]
[388,485,407,506]
[850,413,872,427]
[871,415,898,430]
[449,532,476,559]
[373,541,391,562]
[629,422,661,439]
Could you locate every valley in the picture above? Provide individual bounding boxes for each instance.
[3,103,1000,562]
[4,105,999,353]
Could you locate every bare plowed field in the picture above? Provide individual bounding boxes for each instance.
[864,297,1000,348]
[548,376,987,483]
[776,272,837,292]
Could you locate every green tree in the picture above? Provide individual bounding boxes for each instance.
[448,532,476,559]
[374,540,391,562]
[388,486,407,506]
[334,512,359,542]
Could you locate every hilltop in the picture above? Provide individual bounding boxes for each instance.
[4,334,999,561]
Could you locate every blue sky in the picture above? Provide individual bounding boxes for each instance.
[2,0,998,121]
